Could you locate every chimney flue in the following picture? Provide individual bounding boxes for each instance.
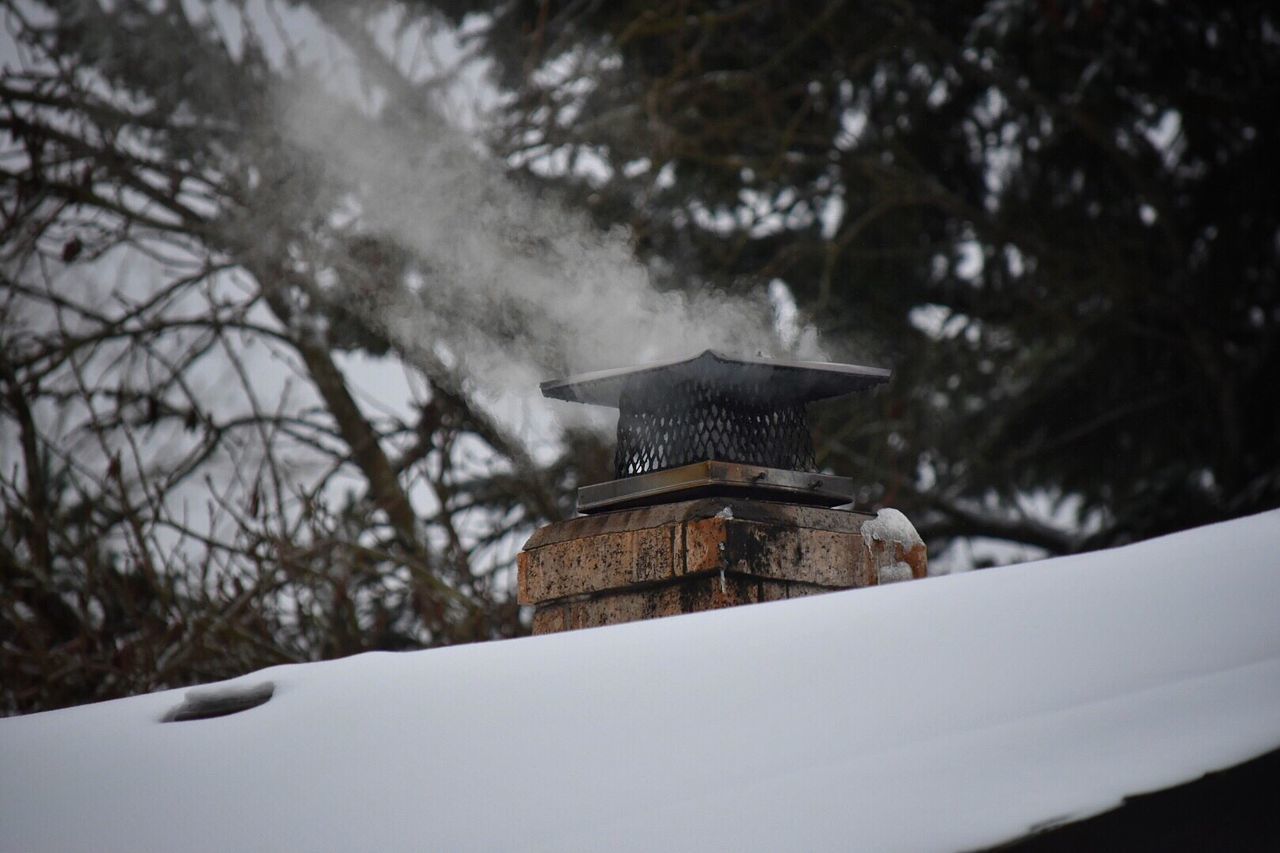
[519,350,925,633]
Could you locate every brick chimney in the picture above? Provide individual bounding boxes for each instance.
[518,351,926,634]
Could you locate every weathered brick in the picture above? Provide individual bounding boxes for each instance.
[543,574,764,630]
[784,581,835,600]
[531,604,568,635]
[683,517,728,574]
[519,525,675,604]
[521,497,871,549]
[519,498,926,633]
[864,536,928,584]
[721,521,867,587]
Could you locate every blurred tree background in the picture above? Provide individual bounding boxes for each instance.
[3,0,1278,713]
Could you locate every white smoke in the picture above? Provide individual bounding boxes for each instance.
[270,59,824,424]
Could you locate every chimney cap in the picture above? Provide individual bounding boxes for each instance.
[540,350,891,408]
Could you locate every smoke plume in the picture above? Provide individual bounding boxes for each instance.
[271,68,822,424]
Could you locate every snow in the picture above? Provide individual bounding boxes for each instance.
[878,561,915,584]
[862,506,924,547]
[3,510,1279,852]
[162,681,275,723]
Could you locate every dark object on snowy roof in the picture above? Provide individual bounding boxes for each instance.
[162,682,275,723]
[541,350,890,512]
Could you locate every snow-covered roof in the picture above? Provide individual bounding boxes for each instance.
[3,510,1279,852]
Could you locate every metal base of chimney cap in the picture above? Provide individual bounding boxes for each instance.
[577,460,855,514]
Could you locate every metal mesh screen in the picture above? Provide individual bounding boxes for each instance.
[614,378,816,477]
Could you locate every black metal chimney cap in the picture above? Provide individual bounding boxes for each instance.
[540,350,891,408]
